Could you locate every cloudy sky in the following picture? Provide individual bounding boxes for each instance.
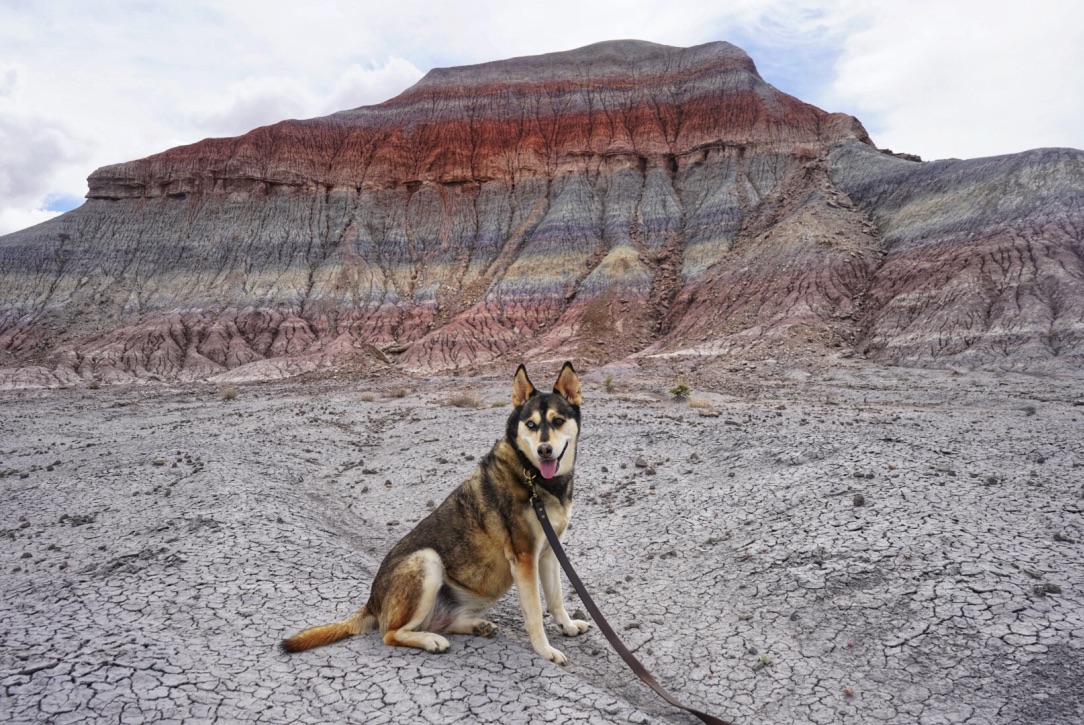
[1,0,1081,235]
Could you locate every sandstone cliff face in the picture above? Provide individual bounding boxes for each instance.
[1,40,1081,386]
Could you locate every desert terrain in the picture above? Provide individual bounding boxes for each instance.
[2,359,1082,724]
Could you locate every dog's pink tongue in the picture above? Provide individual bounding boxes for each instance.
[539,458,559,479]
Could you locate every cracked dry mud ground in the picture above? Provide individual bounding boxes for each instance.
[2,363,1083,724]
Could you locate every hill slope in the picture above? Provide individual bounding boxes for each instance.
[1,40,1081,385]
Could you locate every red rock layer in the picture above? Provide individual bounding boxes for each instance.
[87,41,866,199]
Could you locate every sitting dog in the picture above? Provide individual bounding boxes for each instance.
[282,362,590,664]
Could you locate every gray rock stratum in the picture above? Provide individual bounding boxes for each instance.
[2,364,1083,723]
[1,40,1082,387]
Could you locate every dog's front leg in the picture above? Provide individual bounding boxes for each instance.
[539,547,590,636]
[510,552,567,664]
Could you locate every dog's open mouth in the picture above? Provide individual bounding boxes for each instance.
[538,441,568,480]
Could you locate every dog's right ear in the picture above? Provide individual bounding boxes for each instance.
[511,364,537,408]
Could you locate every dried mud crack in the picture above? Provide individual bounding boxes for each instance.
[2,362,1083,723]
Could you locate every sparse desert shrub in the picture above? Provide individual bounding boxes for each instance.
[491,400,507,408]
[1023,404,1037,416]
[360,393,376,403]
[221,386,239,402]
[688,397,713,409]
[447,391,484,408]
[88,379,101,390]
[604,374,615,393]
[390,388,408,399]
[669,382,691,399]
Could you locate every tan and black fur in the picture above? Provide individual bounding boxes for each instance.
[282,362,590,664]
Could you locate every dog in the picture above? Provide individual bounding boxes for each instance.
[282,361,590,664]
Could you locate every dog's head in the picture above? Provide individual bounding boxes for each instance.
[506,362,582,480]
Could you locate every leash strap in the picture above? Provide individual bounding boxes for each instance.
[530,494,732,725]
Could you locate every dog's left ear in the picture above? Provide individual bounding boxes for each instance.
[512,364,537,408]
[552,361,582,406]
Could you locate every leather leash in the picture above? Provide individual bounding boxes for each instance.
[528,473,732,725]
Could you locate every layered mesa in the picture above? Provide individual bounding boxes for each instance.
[1,41,1081,385]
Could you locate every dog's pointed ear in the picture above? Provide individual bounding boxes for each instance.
[552,361,582,406]
[511,364,537,408]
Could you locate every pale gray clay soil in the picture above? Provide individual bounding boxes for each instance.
[2,362,1083,724]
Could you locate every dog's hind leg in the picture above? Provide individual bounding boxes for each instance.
[380,549,451,653]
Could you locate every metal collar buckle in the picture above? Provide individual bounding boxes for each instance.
[524,469,546,518]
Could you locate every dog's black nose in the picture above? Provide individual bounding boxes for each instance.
[538,443,553,458]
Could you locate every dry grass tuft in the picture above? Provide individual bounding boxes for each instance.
[446,391,485,409]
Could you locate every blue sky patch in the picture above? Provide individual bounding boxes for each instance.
[44,194,83,212]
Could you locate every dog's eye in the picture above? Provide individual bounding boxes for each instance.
[551,417,564,427]
[525,421,538,430]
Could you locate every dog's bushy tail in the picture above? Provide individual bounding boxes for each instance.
[281,606,376,653]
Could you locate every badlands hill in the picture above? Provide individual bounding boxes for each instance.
[1,40,1082,385]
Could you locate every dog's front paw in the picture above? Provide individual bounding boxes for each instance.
[422,634,451,653]
[538,645,568,665]
[560,619,590,637]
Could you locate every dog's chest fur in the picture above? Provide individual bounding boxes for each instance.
[370,438,573,607]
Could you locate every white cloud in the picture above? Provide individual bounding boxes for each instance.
[0,64,19,98]
[0,112,87,202]
[0,207,63,236]
[187,58,425,140]
[323,59,426,113]
[191,77,317,137]
[826,0,1084,159]
[0,63,91,234]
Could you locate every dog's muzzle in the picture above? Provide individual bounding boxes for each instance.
[537,440,568,480]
